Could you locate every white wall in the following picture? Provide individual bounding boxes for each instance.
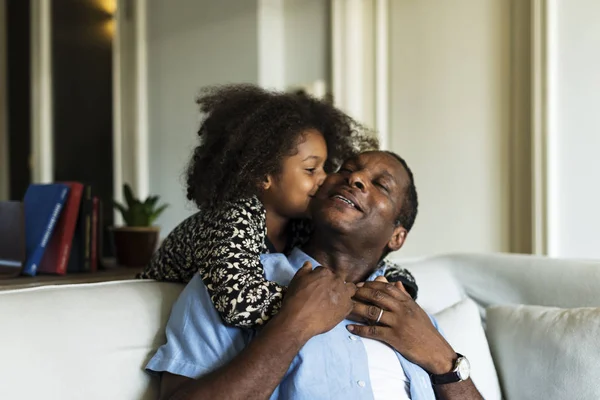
[257,0,329,92]
[388,0,511,258]
[283,0,330,89]
[258,0,285,90]
[146,0,260,235]
[548,0,600,258]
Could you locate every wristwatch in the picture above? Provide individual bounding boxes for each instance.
[430,353,470,385]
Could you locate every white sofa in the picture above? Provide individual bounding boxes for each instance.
[1,253,599,400]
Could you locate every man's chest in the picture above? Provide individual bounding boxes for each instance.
[270,322,404,400]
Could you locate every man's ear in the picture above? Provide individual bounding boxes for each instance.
[387,225,407,252]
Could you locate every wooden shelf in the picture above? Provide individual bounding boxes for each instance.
[0,259,144,291]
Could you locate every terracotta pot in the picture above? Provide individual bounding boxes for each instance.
[111,226,160,267]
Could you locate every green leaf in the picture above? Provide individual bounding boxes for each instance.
[148,204,169,226]
[145,196,159,209]
[129,204,148,227]
[142,201,153,217]
[123,184,136,209]
[113,201,130,224]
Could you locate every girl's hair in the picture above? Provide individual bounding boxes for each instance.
[186,84,379,209]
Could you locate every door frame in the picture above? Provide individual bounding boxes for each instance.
[331,0,389,149]
[30,0,53,184]
[112,0,149,223]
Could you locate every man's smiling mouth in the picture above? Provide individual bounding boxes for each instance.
[332,194,359,210]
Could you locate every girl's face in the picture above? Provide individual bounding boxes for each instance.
[262,129,328,219]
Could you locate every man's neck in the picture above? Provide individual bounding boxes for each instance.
[302,230,382,283]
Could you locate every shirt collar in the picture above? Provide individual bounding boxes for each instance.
[288,247,386,282]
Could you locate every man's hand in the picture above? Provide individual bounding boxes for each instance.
[282,261,357,342]
[347,278,456,375]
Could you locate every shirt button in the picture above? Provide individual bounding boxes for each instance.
[357,380,366,388]
[349,335,358,341]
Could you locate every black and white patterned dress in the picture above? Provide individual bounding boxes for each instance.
[138,196,418,328]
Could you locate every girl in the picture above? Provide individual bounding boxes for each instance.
[138,84,418,328]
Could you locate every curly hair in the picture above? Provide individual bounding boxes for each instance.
[186,84,379,209]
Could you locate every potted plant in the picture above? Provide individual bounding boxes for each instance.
[111,184,168,267]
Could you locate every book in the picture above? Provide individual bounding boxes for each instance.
[67,185,94,273]
[38,182,84,275]
[82,186,94,272]
[91,197,99,272]
[96,198,104,268]
[66,194,84,273]
[23,184,70,276]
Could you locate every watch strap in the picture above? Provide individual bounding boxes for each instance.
[430,353,464,385]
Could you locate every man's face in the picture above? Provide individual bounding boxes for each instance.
[311,151,410,253]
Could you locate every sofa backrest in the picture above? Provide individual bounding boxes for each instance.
[0,280,183,400]
[401,253,600,316]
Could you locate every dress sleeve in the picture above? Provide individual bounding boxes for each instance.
[137,212,198,283]
[380,259,419,300]
[197,197,286,328]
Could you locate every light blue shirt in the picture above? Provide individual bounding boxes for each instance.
[147,248,441,399]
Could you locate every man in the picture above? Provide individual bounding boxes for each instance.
[147,151,482,400]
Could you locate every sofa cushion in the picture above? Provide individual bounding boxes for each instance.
[487,304,600,400]
[0,280,183,400]
[434,298,502,400]
[407,259,466,314]
[422,254,600,313]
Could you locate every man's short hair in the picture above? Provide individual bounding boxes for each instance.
[385,151,418,232]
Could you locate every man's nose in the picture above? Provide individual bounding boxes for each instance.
[348,173,366,191]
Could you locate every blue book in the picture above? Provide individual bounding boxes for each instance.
[23,184,70,276]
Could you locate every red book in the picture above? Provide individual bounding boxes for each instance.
[39,182,84,274]
[91,197,99,272]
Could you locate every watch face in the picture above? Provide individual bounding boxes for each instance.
[456,357,471,380]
